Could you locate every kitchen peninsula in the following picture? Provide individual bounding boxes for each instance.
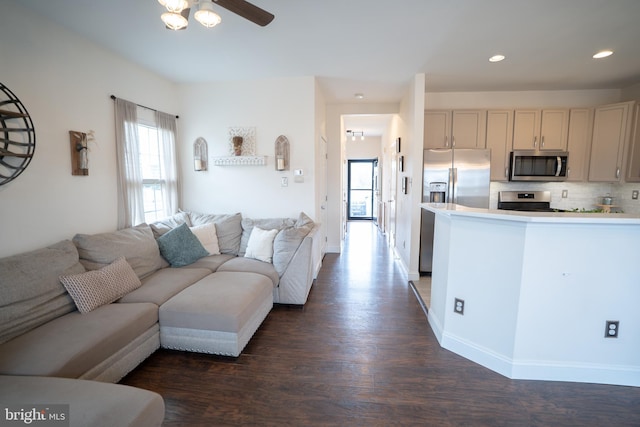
[422,203,640,387]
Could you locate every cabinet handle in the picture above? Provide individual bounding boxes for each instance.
[452,136,456,147]
[567,167,571,177]
[505,167,509,178]
[444,136,448,147]
[533,136,537,148]
[616,167,620,179]
[541,136,545,148]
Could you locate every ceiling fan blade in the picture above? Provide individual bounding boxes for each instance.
[213,0,275,26]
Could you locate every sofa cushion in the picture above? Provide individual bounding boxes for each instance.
[190,222,220,255]
[0,302,158,378]
[157,223,209,267]
[60,257,142,313]
[160,271,272,334]
[0,240,84,345]
[0,375,165,427]
[118,267,211,306]
[239,217,295,256]
[73,224,166,279]
[296,211,315,228]
[272,223,313,276]
[185,211,242,255]
[149,211,191,238]
[217,257,280,288]
[245,227,278,263]
[183,254,235,272]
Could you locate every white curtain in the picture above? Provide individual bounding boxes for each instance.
[155,110,180,218]
[114,98,144,229]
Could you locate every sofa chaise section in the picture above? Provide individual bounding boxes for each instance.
[0,375,164,427]
[0,302,159,382]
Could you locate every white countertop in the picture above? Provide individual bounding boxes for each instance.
[421,202,640,224]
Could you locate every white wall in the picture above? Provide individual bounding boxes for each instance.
[0,1,179,257]
[394,74,426,280]
[178,77,318,219]
[425,89,621,109]
[622,82,640,101]
[345,136,381,159]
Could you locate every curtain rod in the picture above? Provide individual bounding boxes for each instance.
[110,95,179,119]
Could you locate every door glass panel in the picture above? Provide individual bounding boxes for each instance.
[348,160,374,219]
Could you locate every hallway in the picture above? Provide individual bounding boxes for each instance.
[121,221,640,426]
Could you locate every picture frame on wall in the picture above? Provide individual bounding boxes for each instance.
[399,155,404,172]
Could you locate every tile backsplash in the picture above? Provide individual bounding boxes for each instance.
[490,181,640,214]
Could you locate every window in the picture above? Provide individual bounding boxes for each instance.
[114,98,179,229]
[137,122,167,223]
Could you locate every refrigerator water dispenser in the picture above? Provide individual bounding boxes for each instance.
[429,182,447,203]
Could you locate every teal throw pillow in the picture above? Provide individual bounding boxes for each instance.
[157,223,209,267]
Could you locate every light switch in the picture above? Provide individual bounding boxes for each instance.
[281,177,288,187]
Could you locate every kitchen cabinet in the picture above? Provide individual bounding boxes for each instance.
[565,108,593,182]
[424,111,451,148]
[588,101,635,182]
[424,110,486,149]
[486,110,514,181]
[624,104,640,182]
[512,109,569,151]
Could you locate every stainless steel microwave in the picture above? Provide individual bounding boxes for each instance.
[509,151,569,181]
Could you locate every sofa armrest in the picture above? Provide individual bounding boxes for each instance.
[276,223,322,305]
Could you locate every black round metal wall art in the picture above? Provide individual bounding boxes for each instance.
[0,82,36,186]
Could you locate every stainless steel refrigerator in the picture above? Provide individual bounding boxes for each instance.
[420,148,490,273]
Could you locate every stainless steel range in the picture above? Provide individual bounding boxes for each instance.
[497,190,559,212]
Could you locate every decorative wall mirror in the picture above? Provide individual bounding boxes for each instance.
[0,82,36,186]
[275,135,290,171]
[194,137,208,171]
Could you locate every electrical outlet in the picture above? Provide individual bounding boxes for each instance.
[633,190,639,200]
[454,298,465,315]
[280,177,288,187]
[605,320,619,338]
[562,190,568,198]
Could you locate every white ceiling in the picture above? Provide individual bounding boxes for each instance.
[15,0,640,135]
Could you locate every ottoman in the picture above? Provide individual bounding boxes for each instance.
[159,271,273,357]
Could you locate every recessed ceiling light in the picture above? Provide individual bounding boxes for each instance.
[593,50,613,59]
[489,54,506,63]
[354,93,364,99]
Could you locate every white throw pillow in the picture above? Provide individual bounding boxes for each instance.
[244,227,278,263]
[190,222,220,255]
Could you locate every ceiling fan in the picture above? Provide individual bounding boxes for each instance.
[159,0,274,30]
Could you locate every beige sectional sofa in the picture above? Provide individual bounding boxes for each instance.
[0,210,320,427]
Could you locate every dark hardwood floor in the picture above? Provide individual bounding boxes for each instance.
[121,221,640,426]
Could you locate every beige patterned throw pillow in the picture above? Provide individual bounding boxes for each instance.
[59,257,142,313]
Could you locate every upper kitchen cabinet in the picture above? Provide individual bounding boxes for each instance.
[512,109,569,151]
[565,108,593,182]
[424,110,486,149]
[624,103,640,182]
[486,110,514,182]
[588,101,635,182]
[424,110,451,148]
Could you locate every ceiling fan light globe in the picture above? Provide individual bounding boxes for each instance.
[161,12,188,30]
[195,3,222,28]
[195,10,222,27]
[162,0,188,13]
